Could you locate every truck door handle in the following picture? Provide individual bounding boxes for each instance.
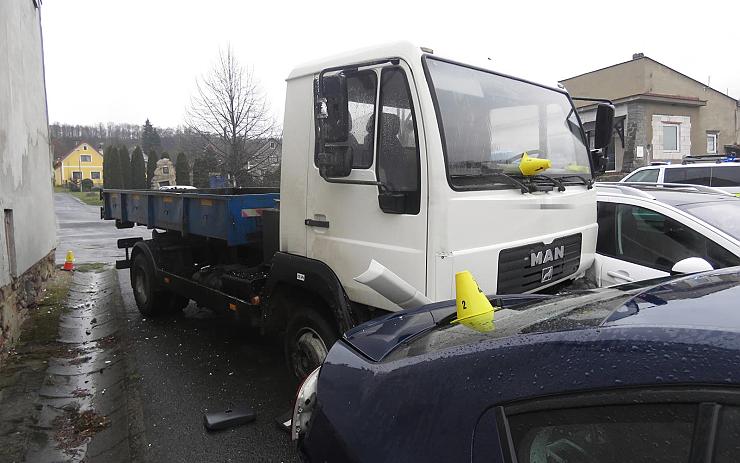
[607,270,634,282]
[305,218,329,228]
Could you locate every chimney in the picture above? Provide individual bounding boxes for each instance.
[632,53,645,60]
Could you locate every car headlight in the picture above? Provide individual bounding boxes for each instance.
[292,366,320,441]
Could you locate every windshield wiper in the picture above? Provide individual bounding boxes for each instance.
[558,175,594,189]
[529,174,566,192]
[451,172,531,194]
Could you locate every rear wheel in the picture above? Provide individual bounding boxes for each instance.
[284,306,338,381]
[131,254,189,316]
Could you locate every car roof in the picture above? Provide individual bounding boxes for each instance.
[636,163,740,170]
[596,183,736,205]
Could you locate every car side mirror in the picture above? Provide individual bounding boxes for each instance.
[594,103,615,150]
[671,257,714,274]
[317,74,348,144]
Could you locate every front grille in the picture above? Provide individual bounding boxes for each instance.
[497,233,582,294]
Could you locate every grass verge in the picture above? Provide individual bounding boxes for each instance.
[67,191,103,206]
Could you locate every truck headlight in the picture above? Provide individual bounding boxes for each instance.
[292,366,320,441]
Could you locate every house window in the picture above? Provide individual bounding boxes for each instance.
[83,145,88,150]
[269,141,276,149]
[72,171,82,180]
[707,133,718,154]
[162,167,169,174]
[663,124,679,151]
[91,171,101,180]
[80,154,92,162]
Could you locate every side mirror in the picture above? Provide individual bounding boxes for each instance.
[594,103,615,150]
[316,73,352,178]
[590,149,608,175]
[318,74,348,143]
[378,191,407,214]
[671,257,714,274]
[317,149,353,178]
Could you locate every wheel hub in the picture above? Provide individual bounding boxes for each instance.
[294,328,328,379]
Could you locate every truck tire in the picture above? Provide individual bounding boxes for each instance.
[131,254,188,316]
[284,306,338,381]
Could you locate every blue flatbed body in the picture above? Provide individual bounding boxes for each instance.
[101,188,280,246]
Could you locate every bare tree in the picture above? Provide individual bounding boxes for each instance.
[185,46,277,186]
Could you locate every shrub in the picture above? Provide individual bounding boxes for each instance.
[81,178,94,191]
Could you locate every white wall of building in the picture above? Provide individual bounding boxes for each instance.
[0,0,57,287]
[651,114,692,160]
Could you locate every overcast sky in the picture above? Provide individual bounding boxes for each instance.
[41,0,740,129]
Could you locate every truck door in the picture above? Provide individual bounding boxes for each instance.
[306,61,427,311]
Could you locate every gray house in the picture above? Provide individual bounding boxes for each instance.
[0,0,57,358]
[561,53,740,172]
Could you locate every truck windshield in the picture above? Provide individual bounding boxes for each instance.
[425,57,592,190]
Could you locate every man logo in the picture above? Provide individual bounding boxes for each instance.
[530,245,565,267]
[541,266,553,283]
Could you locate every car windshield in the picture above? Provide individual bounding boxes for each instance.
[425,57,592,190]
[677,200,740,240]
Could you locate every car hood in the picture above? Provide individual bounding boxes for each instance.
[343,268,740,362]
[343,294,551,362]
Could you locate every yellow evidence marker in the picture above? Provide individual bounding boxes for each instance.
[518,152,552,176]
[451,271,497,333]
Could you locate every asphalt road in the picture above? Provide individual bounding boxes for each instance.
[54,192,148,265]
[55,193,299,462]
[118,271,298,463]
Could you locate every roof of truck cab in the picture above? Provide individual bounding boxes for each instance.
[287,41,424,80]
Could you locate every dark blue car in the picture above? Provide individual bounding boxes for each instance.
[295,268,740,462]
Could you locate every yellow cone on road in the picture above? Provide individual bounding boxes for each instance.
[519,152,552,176]
[62,250,75,271]
[452,271,496,332]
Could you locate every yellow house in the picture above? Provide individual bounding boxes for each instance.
[54,142,104,186]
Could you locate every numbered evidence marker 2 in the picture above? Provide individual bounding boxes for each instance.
[452,271,496,333]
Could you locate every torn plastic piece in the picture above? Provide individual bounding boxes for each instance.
[274,408,292,434]
[203,406,256,431]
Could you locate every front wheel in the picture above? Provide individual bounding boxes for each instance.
[284,306,338,382]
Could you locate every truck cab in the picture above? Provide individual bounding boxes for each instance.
[280,42,603,313]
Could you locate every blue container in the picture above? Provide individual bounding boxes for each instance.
[102,188,280,246]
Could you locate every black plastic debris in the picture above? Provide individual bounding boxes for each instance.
[203,406,256,431]
[274,409,292,434]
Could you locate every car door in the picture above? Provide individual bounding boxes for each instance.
[596,198,739,286]
[595,200,669,285]
[305,62,427,311]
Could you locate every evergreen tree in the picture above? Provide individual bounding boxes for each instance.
[146,149,159,188]
[130,146,147,189]
[141,119,161,154]
[103,146,121,189]
[175,152,190,185]
[118,145,132,189]
[102,145,117,189]
[191,157,210,188]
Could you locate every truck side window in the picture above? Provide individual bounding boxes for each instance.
[377,67,420,215]
[346,71,377,169]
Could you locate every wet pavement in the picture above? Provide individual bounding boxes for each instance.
[54,193,148,265]
[118,270,298,462]
[54,192,299,462]
[26,269,135,462]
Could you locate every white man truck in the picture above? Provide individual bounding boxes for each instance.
[103,42,614,380]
